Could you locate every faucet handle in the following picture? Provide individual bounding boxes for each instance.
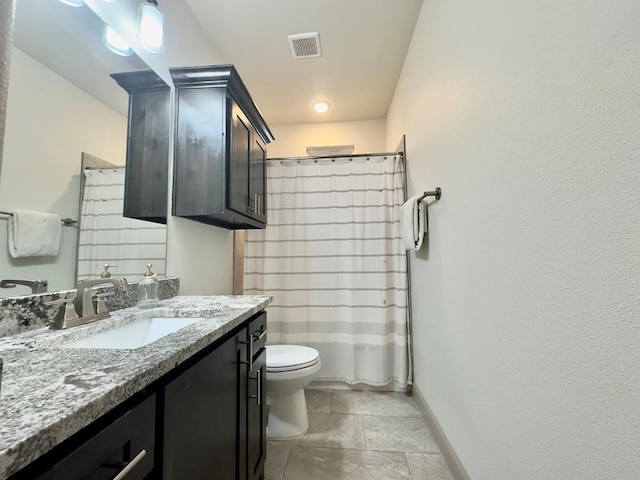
[45,295,80,330]
[95,292,114,314]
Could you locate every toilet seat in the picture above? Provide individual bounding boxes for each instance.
[266,345,320,372]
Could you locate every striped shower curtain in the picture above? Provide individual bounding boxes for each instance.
[244,154,411,388]
[76,168,167,281]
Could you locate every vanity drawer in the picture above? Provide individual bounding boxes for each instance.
[23,393,156,480]
[248,312,267,352]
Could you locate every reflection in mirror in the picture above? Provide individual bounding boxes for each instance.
[0,0,168,298]
[77,153,167,281]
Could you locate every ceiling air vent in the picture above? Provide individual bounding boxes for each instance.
[288,32,322,59]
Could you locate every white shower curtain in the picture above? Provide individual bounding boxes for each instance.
[77,168,167,281]
[244,154,411,388]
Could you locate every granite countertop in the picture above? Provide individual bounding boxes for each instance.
[0,295,272,479]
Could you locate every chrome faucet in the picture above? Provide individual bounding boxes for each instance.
[75,277,128,318]
[0,279,48,294]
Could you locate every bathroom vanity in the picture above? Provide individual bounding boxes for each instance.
[0,295,271,480]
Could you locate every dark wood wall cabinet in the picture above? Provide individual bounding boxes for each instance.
[170,65,274,230]
[10,311,268,480]
[111,71,171,225]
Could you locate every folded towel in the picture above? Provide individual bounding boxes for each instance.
[400,195,427,251]
[8,209,62,258]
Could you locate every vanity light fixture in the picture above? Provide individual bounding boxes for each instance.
[104,26,132,56]
[312,100,331,113]
[58,0,85,6]
[138,0,165,53]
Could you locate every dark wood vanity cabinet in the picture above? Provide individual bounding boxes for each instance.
[162,312,267,480]
[162,327,248,480]
[9,311,268,480]
[170,65,274,229]
[111,71,171,225]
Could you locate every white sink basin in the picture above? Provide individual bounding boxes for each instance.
[61,317,203,350]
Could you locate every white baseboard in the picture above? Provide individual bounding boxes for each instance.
[412,384,471,480]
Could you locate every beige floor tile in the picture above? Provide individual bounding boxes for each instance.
[363,415,439,453]
[404,453,455,480]
[331,390,422,417]
[265,444,291,480]
[293,412,366,450]
[283,446,412,480]
[305,388,332,413]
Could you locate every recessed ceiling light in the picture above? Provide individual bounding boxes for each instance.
[313,101,330,113]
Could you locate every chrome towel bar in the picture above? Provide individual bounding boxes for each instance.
[0,210,77,226]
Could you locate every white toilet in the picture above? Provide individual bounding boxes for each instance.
[265,344,321,438]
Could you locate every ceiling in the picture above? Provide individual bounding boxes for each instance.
[184,0,424,125]
[10,0,423,126]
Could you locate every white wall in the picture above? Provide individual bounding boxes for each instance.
[268,119,386,158]
[159,3,233,295]
[0,0,14,173]
[386,0,640,479]
[0,48,126,295]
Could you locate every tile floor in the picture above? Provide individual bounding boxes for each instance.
[265,388,455,480]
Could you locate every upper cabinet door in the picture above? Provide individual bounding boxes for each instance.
[173,87,227,217]
[170,65,275,230]
[250,133,267,224]
[228,101,252,219]
[111,71,171,225]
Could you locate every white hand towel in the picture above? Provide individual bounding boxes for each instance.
[400,195,427,251]
[7,209,62,258]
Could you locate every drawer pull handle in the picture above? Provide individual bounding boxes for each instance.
[253,328,268,341]
[113,449,147,480]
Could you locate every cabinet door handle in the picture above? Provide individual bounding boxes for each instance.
[113,449,147,480]
[257,368,262,406]
[249,368,262,406]
[238,338,253,370]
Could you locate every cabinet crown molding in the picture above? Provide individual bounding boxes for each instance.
[170,64,274,144]
[110,70,170,94]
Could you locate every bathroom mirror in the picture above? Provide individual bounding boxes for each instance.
[0,0,168,297]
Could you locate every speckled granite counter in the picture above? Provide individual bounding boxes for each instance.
[0,295,272,479]
[0,277,180,338]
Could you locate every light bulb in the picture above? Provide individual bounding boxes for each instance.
[58,0,84,6]
[138,2,164,53]
[313,101,331,113]
[104,26,132,56]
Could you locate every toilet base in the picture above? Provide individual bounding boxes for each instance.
[266,388,309,438]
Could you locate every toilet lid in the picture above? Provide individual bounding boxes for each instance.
[266,345,320,372]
